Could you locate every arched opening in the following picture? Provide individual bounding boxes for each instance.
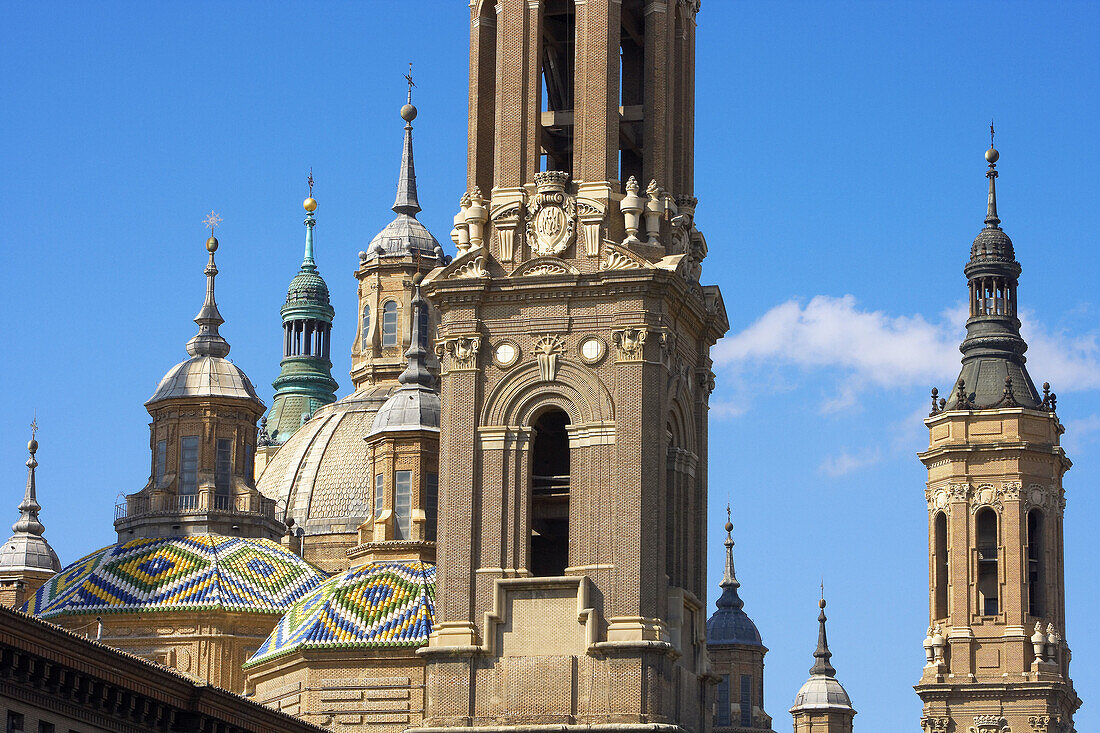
[539,0,575,175]
[976,508,999,616]
[619,0,645,184]
[381,300,399,348]
[472,0,496,195]
[934,511,948,619]
[665,421,679,587]
[1028,509,1044,618]
[418,301,430,349]
[531,408,570,576]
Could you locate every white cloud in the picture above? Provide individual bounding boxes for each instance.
[713,295,1100,414]
[818,447,882,477]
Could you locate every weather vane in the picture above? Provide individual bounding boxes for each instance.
[404,62,416,103]
[203,211,223,236]
[308,168,314,198]
[989,119,995,148]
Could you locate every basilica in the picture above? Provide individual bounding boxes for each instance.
[0,3,1081,733]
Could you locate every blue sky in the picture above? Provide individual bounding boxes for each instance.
[1,2,1097,730]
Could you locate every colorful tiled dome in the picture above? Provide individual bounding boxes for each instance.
[23,535,325,620]
[244,560,434,667]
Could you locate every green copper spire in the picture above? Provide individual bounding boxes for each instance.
[264,186,339,445]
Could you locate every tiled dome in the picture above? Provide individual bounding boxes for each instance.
[244,560,434,667]
[23,535,325,619]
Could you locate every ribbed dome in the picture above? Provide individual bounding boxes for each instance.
[23,535,325,619]
[790,675,854,713]
[256,386,396,535]
[148,355,264,406]
[369,386,440,436]
[364,214,443,261]
[244,560,434,667]
[970,226,1015,261]
[0,534,60,574]
[706,593,763,646]
[285,268,330,306]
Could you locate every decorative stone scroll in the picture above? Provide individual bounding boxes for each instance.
[575,199,605,257]
[526,171,576,257]
[449,256,489,279]
[611,328,647,363]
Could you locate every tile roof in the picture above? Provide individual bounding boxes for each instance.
[245,560,434,667]
[23,535,325,619]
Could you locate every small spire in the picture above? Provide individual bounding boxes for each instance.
[393,65,421,217]
[398,276,433,388]
[984,121,1000,228]
[302,175,318,271]
[13,419,45,537]
[809,595,837,677]
[187,212,231,358]
[716,505,745,611]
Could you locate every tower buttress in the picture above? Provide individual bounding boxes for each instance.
[916,142,1080,733]
[418,3,727,732]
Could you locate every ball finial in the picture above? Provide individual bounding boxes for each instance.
[303,197,318,212]
[412,272,425,286]
[27,439,38,454]
[819,598,827,609]
[985,147,999,164]
[724,521,733,533]
[206,236,219,252]
[400,103,418,122]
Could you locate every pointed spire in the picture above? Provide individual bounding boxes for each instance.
[398,276,433,388]
[393,64,421,217]
[809,596,836,677]
[716,505,745,610]
[187,213,231,358]
[302,170,318,270]
[984,120,1000,228]
[13,419,45,536]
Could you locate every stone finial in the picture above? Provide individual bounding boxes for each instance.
[809,597,836,677]
[186,222,231,359]
[14,425,45,537]
[930,387,940,416]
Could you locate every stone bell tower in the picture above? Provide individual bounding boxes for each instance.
[419,2,727,732]
[916,142,1081,733]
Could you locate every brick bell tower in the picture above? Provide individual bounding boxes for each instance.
[418,1,727,732]
[916,140,1081,733]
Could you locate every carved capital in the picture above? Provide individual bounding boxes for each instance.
[611,328,647,363]
[439,336,480,372]
[921,716,950,733]
[949,483,971,502]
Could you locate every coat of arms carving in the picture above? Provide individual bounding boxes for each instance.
[526,170,576,257]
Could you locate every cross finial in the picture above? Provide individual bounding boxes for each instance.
[203,210,223,236]
[29,415,38,442]
[307,168,314,198]
[820,578,824,600]
[726,504,731,524]
[404,62,416,104]
[990,119,995,149]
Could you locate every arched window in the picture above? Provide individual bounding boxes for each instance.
[381,301,398,347]
[976,508,999,616]
[360,303,371,350]
[531,408,570,577]
[934,511,948,619]
[619,0,645,184]
[1028,509,1044,618]
[418,301,430,349]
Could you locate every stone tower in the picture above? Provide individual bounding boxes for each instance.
[115,229,279,541]
[0,425,61,608]
[418,2,727,731]
[916,144,1081,733]
[789,598,855,733]
[707,510,774,732]
[259,193,338,458]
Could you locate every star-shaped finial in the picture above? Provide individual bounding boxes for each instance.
[203,211,224,235]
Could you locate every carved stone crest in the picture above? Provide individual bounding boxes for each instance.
[612,328,647,363]
[437,336,480,372]
[534,334,565,382]
[971,715,1010,733]
[526,171,576,257]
